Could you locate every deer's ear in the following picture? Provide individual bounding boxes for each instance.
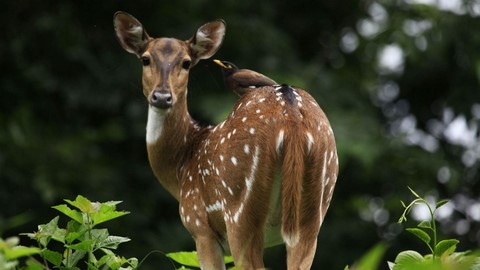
[188,19,226,66]
[114,11,150,57]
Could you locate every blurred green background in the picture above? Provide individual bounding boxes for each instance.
[1,0,479,269]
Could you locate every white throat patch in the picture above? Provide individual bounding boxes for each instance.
[146,106,168,144]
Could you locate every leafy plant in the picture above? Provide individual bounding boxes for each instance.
[23,195,138,270]
[390,187,480,270]
[0,236,40,270]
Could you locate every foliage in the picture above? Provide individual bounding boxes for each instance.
[0,237,40,270]
[346,188,480,270]
[390,187,480,270]
[21,196,137,270]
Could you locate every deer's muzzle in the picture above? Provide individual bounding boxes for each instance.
[150,90,173,109]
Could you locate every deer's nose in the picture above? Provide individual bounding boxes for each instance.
[151,90,173,109]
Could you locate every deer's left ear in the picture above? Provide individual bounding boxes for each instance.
[188,19,226,66]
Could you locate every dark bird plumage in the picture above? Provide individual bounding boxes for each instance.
[214,59,277,96]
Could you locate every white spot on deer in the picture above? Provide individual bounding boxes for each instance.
[249,128,255,134]
[246,101,252,106]
[256,109,261,113]
[228,132,232,139]
[276,129,284,154]
[242,117,247,122]
[219,155,224,162]
[245,146,260,195]
[221,179,227,188]
[181,206,184,215]
[244,144,250,154]
[233,129,237,135]
[233,203,244,223]
[193,204,198,211]
[231,156,238,166]
[306,132,314,153]
[220,137,225,144]
[195,218,201,227]
[146,106,167,144]
[206,201,223,213]
[215,168,220,176]
[228,187,234,196]
[281,101,285,106]
[186,215,190,223]
[328,151,334,165]
[259,98,266,102]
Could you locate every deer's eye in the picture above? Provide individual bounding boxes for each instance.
[182,60,191,70]
[141,56,150,66]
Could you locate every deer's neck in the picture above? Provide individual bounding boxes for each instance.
[145,97,197,200]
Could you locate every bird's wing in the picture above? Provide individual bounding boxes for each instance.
[233,69,277,88]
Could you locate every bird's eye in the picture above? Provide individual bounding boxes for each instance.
[141,56,150,66]
[182,60,191,70]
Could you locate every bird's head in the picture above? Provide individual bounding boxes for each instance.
[213,59,239,77]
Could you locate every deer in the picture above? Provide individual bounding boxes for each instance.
[113,11,338,270]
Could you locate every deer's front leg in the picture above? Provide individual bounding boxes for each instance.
[195,234,225,270]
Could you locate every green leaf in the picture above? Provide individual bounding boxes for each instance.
[98,236,131,250]
[417,221,432,230]
[406,228,431,246]
[52,205,83,224]
[63,249,86,267]
[35,216,61,247]
[4,246,41,260]
[65,221,88,244]
[166,251,201,267]
[91,203,129,226]
[25,258,45,270]
[393,250,425,269]
[434,239,459,257]
[352,243,388,270]
[400,200,406,208]
[42,249,63,266]
[435,199,449,209]
[65,195,95,214]
[67,239,95,251]
[224,255,234,264]
[407,187,420,198]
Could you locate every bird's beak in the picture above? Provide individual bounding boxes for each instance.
[213,59,228,69]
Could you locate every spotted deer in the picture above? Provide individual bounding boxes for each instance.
[114,11,338,270]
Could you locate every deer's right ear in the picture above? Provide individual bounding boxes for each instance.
[113,11,150,57]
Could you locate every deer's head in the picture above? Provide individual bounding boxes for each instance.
[114,12,225,110]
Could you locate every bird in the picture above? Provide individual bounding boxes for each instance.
[213,59,277,96]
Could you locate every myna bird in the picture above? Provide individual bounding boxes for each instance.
[214,59,277,96]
